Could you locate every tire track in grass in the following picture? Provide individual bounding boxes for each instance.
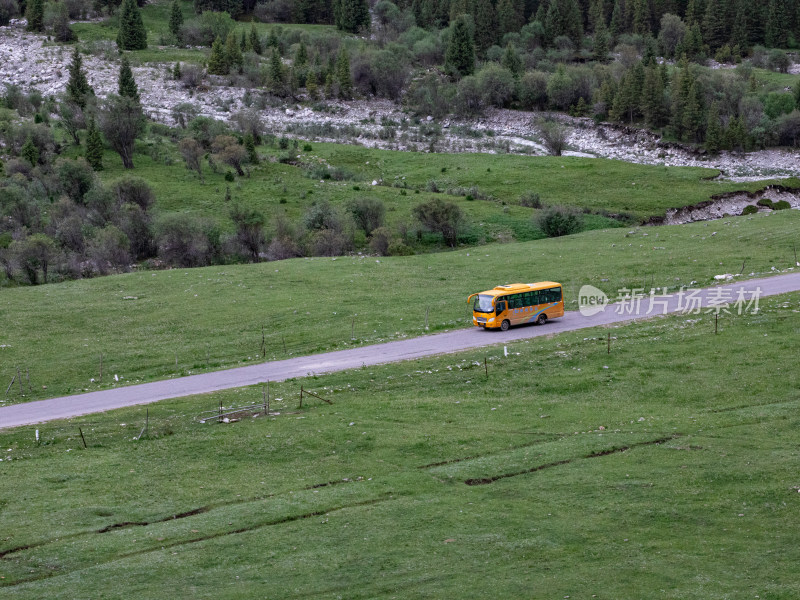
[0,478,361,560]
[1,494,394,587]
[463,435,679,486]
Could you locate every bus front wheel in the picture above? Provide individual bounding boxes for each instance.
[500,320,510,331]
[536,313,547,325]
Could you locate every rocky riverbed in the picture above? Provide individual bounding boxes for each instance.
[1,20,799,182]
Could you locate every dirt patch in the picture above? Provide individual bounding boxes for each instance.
[649,185,800,225]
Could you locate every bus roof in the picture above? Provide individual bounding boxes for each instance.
[478,282,562,297]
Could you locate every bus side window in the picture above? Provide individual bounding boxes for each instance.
[523,292,532,306]
[496,299,506,314]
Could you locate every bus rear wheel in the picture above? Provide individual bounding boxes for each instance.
[536,313,547,325]
[500,320,510,331]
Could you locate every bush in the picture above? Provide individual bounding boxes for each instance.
[348,197,385,236]
[412,197,463,247]
[519,191,542,208]
[111,176,155,211]
[55,157,96,203]
[536,205,583,237]
[756,198,774,208]
[740,204,758,215]
[772,200,791,210]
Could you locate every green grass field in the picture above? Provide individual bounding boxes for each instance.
[1,208,798,405]
[1,291,799,597]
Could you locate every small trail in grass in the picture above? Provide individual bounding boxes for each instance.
[463,435,679,486]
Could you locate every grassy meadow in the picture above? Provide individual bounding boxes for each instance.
[1,207,799,404]
[1,291,799,597]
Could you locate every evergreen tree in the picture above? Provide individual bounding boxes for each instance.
[267,28,279,51]
[118,55,140,103]
[702,0,730,51]
[224,30,243,72]
[683,22,705,61]
[173,62,182,79]
[117,0,148,51]
[682,78,705,142]
[269,48,284,92]
[25,0,43,32]
[168,0,183,38]
[632,0,650,35]
[501,43,523,78]
[21,135,38,166]
[545,0,584,47]
[589,0,606,32]
[669,57,691,138]
[765,0,789,48]
[296,41,308,66]
[611,61,644,123]
[641,63,665,127]
[497,0,523,37]
[473,0,498,55]
[724,115,746,151]
[66,47,95,109]
[794,80,800,111]
[730,0,749,53]
[85,118,104,171]
[240,29,248,52]
[244,133,258,164]
[334,0,370,33]
[208,36,228,75]
[705,101,722,153]
[684,0,705,27]
[307,73,319,99]
[445,14,475,78]
[609,0,624,40]
[249,24,262,55]
[593,21,610,61]
[336,45,353,98]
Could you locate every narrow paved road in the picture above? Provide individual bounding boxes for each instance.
[2,272,799,429]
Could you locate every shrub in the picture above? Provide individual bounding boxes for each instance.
[756,198,774,208]
[412,197,463,247]
[387,240,414,255]
[111,176,155,211]
[368,226,392,255]
[519,191,542,208]
[55,157,96,203]
[740,205,758,215]
[772,200,791,210]
[348,197,385,236]
[536,118,569,156]
[536,205,583,237]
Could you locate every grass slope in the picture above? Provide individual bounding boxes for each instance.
[1,292,799,597]
[1,209,798,404]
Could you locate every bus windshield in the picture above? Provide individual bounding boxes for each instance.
[472,294,495,313]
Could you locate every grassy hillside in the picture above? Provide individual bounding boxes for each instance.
[1,291,799,597]
[1,209,798,404]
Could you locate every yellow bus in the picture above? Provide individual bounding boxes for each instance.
[467,282,564,331]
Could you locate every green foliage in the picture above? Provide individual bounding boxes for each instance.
[207,36,228,75]
[118,55,141,103]
[20,134,39,166]
[335,45,353,99]
[168,0,183,38]
[25,0,43,32]
[249,23,262,55]
[117,0,148,51]
[740,204,759,215]
[66,47,94,109]
[224,30,243,72]
[445,14,475,78]
[535,204,584,237]
[334,0,370,33]
[412,197,464,247]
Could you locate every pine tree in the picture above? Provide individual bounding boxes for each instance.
[336,45,352,99]
[117,0,148,51]
[26,0,44,32]
[296,41,308,66]
[334,0,370,33]
[445,14,475,78]
[682,79,705,142]
[501,43,523,78]
[240,29,248,52]
[224,30,243,73]
[684,0,705,27]
[244,133,258,164]
[269,48,284,91]
[208,36,228,75]
[545,0,584,47]
[496,0,523,38]
[593,21,610,61]
[730,0,749,53]
[794,80,800,110]
[632,0,650,35]
[85,118,104,171]
[640,63,665,127]
[168,0,183,38]
[21,135,38,166]
[118,55,140,103]
[66,46,95,109]
[473,0,498,55]
[702,0,729,52]
[765,0,789,48]
[705,101,722,153]
[173,62,182,80]
[249,24,262,55]
[609,0,624,40]
[267,28,279,51]
[669,57,691,138]
[306,73,319,99]
[589,0,606,32]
